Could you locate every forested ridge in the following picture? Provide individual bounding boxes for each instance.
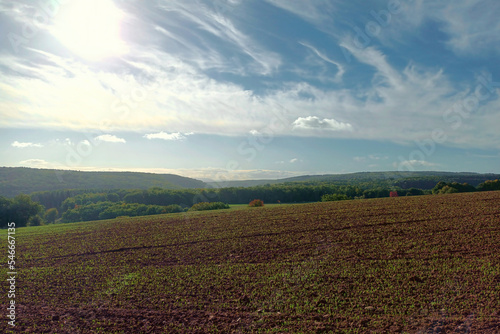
[0,167,206,197]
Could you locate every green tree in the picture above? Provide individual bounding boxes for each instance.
[432,181,447,194]
[0,196,13,229]
[9,194,44,227]
[45,208,59,224]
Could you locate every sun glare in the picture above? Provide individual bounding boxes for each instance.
[52,0,128,61]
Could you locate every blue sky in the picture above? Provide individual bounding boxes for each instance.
[0,0,499,181]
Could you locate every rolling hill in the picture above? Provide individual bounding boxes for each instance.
[0,167,206,197]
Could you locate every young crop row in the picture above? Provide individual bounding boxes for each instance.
[0,191,499,333]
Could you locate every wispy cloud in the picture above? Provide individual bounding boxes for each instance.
[154,0,281,75]
[299,41,344,82]
[143,132,191,141]
[383,0,500,56]
[264,0,336,25]
[439,0,500,55]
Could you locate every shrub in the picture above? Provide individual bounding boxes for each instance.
[477,179,500,191]
[249,199,264,207]
[27,215,44,227]
[189,202,230,211]
[405,188,424,196]
[321,194,350,202]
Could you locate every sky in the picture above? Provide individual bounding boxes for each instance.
[0,0,499,182]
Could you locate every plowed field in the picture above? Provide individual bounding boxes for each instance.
[1,191,500,333]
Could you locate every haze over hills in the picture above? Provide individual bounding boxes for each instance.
[0,167,207,197]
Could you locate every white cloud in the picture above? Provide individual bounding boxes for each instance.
[143,132,191,141]
[94,134,126,143]
[290,158,299,163]
[293,116,353,131]
[11,141,43,148]
[1,46,498,148]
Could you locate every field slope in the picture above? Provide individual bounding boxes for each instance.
[1,192,499,333]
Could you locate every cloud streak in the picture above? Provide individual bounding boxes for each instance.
[94,135,126,143]
[11,141,43,148]
[143,132,191,141]
[299,41,345,82]
[293,116,353,131]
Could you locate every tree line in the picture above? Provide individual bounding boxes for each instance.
[1,179,499,228]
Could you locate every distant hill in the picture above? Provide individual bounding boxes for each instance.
[0,167,206,197]
[207,171,500,189]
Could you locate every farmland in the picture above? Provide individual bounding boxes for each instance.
[1,191,500,333]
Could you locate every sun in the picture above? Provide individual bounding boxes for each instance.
[51,0,128,61]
